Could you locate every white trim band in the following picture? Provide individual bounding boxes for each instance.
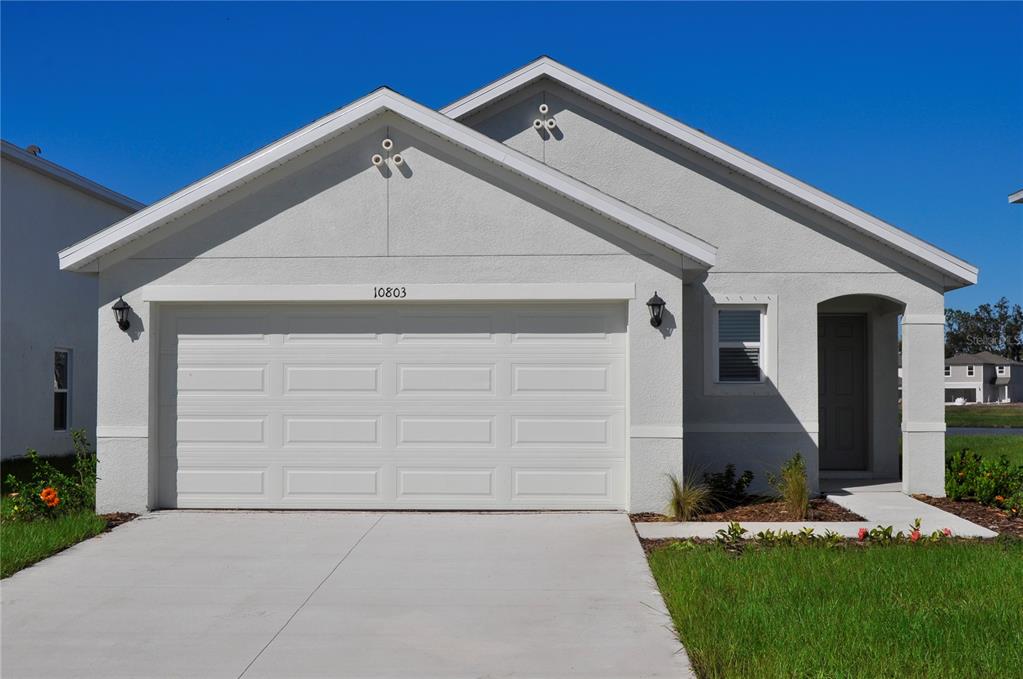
[687,422,819,434]
[142,283,637,303]
[902,421,947,433]
[630,425,683,439]
[96,425,148,438]
[902,314,945,326]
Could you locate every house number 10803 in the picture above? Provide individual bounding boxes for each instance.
[373,286,407,299]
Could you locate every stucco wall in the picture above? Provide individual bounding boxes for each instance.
[1,158,134,459]
[93,117,687,513]
[465,82,947,491]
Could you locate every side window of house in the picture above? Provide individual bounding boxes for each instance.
[996,366,1007,376]
[967,365,975,377]
[54,350,70,431]
[716,308,764,382]
[944,366,951,377]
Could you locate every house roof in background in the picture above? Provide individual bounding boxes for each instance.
[1,139,144,212]
[443,57,979,290]
[1010,189,1023,204]
[946,351,1023,366]
[57,88,717,272]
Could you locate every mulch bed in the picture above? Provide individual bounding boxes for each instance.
[100,512,137,531]
[631,498,864,523]
[914,496,1023,539]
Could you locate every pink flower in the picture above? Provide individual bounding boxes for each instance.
[857,528,867,541]
[942,528,952,537]
[910,530,921,542]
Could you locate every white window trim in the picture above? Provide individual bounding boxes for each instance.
[53,348,71,432]
[967,365,975,377]
[996,365,1007,376]
[703,294,778,396]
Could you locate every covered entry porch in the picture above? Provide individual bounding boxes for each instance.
[817,294,945,495]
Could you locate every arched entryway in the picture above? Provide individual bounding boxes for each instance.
[817,295,904,479]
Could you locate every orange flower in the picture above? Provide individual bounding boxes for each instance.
[39,487,60,507]
[995,495,1005,503]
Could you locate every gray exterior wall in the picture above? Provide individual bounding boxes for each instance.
[464,82,947,492]
[945,364,1023,403]
[1,157,135,459]
[93,115,688,513]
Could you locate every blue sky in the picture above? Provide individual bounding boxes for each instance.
[2,2,1020,309]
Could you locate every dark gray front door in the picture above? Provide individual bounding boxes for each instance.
[818,314,868,471]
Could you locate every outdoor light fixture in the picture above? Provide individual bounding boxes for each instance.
[112,297,132,332]
[646,292,665,328]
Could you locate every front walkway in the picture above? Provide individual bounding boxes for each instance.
[636,480,997,540]
[1,511,691,679]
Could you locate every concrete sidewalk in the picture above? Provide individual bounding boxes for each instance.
[635,482,997,540]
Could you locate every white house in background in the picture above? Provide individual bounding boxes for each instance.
[1,141,142,459]
[57,58,977,514]
[1009,188,1022,204]
[945,352,1023,404]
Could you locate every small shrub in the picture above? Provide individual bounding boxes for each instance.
[768,452,809,520]
[945,449,1023,506]
[703,464,754,508]
[664,473,714,521]
[3,430,97,521]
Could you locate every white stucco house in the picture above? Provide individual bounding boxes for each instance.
[944,352,1023,404]
[1,141,142,459]
[57,59,977,514]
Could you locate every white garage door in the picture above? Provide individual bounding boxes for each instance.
[159,303,627,509]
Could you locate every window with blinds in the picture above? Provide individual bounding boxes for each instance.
[716,308,763,382]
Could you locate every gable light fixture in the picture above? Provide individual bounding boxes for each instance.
[646,292,666,328]
[112,297,132,331]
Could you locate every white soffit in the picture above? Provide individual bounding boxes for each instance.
[57,89,716,272]
[443,57,978,288]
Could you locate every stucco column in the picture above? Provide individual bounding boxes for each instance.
[900,313,946,496]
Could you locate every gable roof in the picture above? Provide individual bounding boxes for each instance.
[443,57,978,290]
[947,352,1023,367]
[2,140,144,212]
[58,88,716,272]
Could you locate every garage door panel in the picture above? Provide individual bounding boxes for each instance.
[177,366,267,393]
[397,364,495,394]
[284,364,381,393]
[160,303,626,509]
[284,417,381,446]
[283,468,380,497]
[177,417,266,445]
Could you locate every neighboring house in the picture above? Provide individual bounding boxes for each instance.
[1,141,143,459]
[944,352,1023,404]
[57,58,977,514]
[1009,188,1022,204]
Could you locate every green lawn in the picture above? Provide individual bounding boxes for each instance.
[945,404,1023,428]
[1,509,108,578]
[946,435,1023,466]
[648,541,1023,679]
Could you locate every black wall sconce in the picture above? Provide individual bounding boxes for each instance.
[112,297,132,331]
[646,292,666,328]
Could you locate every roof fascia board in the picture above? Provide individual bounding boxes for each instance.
[2,140,144,212]
[59,89,716,271]
[443,58,978,287]
[1009,189,1023,204]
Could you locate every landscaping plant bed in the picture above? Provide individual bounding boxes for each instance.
[915,495,1023,539]
[631,498,864,523]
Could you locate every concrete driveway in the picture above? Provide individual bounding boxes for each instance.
[1,512,690,678]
